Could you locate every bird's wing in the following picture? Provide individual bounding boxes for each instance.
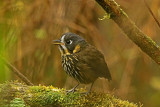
[77,45,111,81]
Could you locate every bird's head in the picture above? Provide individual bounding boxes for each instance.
[53,32,87,55]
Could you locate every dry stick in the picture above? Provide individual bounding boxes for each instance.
[95,0,160,65]
[2,57,34,86]
[144,0,160,28]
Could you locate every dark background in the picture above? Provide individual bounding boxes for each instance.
[0,0,160,106]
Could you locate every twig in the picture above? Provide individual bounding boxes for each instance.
[144,0,160,28]
[1,57,33,86]
[95,0,160,65]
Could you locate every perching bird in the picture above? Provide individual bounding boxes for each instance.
[53,32,111,94]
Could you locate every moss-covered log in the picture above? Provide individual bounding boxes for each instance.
[0,82,141,107]
[95,0,160,65]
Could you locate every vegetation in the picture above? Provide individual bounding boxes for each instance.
[0,81,140,107]
[0,0,160,106]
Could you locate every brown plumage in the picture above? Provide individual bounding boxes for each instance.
[53,32,111,94]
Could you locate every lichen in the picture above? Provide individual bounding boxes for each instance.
[98,13,111,20]
[0,81,141,107]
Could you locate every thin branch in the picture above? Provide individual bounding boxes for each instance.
[144,0,160,28]
[1,57,33,86]
[95,0,160,65]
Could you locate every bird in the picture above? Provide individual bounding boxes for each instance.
[53,32,111,94]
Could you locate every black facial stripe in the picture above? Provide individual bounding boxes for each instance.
[59,45,65,54]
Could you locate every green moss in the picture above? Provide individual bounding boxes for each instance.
[98,13,111,20]
[120,8,128,17]
[0,82,141,107]
[24,85,63,106]
[10,98,28,107]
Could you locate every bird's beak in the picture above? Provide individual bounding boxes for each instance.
[52,40,64,45]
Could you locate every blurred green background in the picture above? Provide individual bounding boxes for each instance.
[0,0,160,106]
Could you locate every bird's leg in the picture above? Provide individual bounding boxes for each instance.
[66,83,79,94]
[81,82,94,95]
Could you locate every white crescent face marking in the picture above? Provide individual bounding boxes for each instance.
[61,35,66,43]
[59,34,68,54]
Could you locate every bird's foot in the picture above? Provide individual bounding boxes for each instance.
[66,83,79,94]
[66,88,77,94]
[80,82,93,96]
[80,90,91,96]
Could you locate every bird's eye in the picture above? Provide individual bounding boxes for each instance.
[66,40,72,44]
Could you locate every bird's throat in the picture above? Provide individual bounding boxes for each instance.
[58,45,70,55]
